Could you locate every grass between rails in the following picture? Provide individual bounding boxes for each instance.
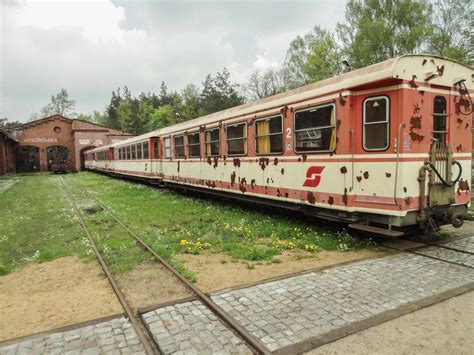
[66,172,376,279]
[0,174,93,275]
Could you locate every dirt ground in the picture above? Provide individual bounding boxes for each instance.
[0,257,122,341]
[308,291,474,355]
[177,249,387,292]
[115,260,191,310]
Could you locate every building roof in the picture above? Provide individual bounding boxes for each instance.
[89,54,474,153]
[0,128,18,143]
[9,114,133,136]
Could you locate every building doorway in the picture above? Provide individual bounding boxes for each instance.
[46,146,69,171]
[16,146,40,173]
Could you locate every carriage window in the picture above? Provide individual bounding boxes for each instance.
[174,135,185,158]
[188,132,200,158]
[227,123,247,155]
[137,143,143,159]
[256,116,283,154]
[363,96,389,151]
[164,138,171,159]
[153,141,159,159]
[131,145,136,160]
[143,142,149,159]
[295,104,336,152]
[433,96,447,144]
[205,128,220,156]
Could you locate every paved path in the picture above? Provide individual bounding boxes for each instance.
[0,317,144,355]
[2,238,474,354]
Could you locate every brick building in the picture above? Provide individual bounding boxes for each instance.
[0,128,17,175]
[6,115,133,173]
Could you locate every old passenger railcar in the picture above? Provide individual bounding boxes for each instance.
[85,55,473,235]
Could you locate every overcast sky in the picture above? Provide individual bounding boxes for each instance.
[1,0,346,122]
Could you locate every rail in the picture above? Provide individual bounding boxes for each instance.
[64,176,270,355]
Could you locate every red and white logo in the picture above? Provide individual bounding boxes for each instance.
[303,166,325,187]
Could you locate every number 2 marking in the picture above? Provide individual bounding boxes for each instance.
[286,128,292,138]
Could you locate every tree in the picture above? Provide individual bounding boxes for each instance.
[304,27,343,83]
[104,89,122,129]
[77,111,105,125]
[245,69,285,101]
[336,0,432,69]
[200,68,244,115]
[30,88,77,120]
[282,26,342,89]
[180,84,201,120]
[0,118,21,128]
[427,0,473,65]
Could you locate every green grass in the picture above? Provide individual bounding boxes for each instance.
[67,173,375,262]
[0,172,376,281]
[0,173,93,275]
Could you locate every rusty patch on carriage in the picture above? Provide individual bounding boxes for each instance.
[273,157,279,166]
[239,178,247,193]
[250,179,256,189]
[206,157,212,165]
[409,75,418,88]
[409,132,425,142]
[404,196,412,204]
[342,188,348,206]
[281,168,285,175]
[302,154,307,162]
[307,191,316,204]
[298,157,302,162]
[233,158,241,167]
[363,171,369,179]
[356,176,362,182]
[177,161,180,173]
[277,189,282,197]
[410,116,422,129]
[436,65,444,76]
[340,166,347,174]
[338,93,346,105]
[458,179,470,194]
[205,180,216,188]
[386,172,392,178]
[403,187,407,193]
[456,144,463,152]
[259,157,270,171]
[230,172,236,185]
[328,196,334,205]
[213,157,219,168]
[284,192,289,198]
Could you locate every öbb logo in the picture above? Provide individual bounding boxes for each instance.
[303,166,325,187]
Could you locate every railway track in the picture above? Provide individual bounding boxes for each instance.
[379,236,474,270]
[59,176,269,355]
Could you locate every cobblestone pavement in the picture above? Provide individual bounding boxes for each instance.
[440,236,474,253]
[415,245,474,268]
[142,300,252,354]
[0,317,144,355]
[211,253,474,351]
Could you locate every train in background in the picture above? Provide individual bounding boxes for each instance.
[85,55,473,236]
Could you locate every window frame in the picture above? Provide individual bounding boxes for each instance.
[432,95,447,145]
[143,141,149,159]
[164,137,171,159]
[226,121,248,157]
[205,127,220,157]
[187,131,201,158]
[362,95,390,152]
[293,103,337,154]
[153,141,159,159]
[137,143,143,160]
[254,114,284,156]
[174,135,185,159]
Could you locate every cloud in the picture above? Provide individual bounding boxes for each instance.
[0,0,346,121]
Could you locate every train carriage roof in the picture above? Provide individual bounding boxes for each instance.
[89,54,473,154]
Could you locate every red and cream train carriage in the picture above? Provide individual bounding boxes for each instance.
[85,55,473,236]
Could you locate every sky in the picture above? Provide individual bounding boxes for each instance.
[0,0,346,122]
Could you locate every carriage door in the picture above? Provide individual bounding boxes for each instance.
[355,95,393,205]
